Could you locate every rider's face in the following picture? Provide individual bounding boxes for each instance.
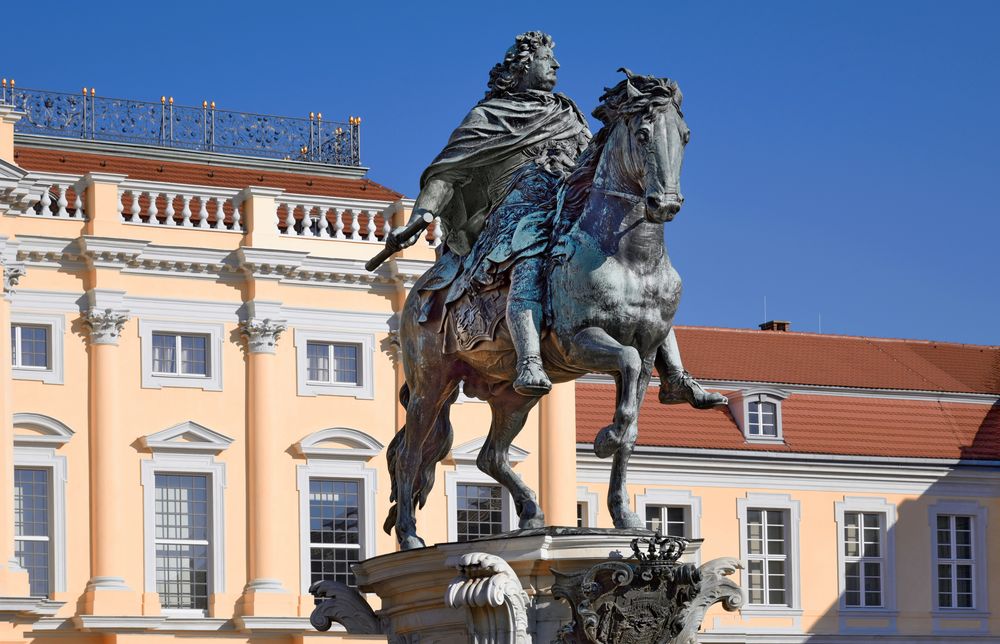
[525,46,559,92]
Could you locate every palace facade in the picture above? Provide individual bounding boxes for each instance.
[0,85,998,643]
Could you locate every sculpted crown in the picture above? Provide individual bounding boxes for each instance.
[630,534,687,565]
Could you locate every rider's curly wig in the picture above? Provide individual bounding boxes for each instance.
[484,31,554,100]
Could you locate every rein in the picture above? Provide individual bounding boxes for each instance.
[592,185,644,203]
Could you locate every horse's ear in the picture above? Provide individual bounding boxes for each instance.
[617,67,635,80]
[625,80,641,100]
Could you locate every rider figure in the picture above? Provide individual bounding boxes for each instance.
[387,31,723,407]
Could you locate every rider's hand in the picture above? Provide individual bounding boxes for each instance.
[386,225,420,252]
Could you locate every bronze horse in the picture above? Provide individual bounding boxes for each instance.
[386,72,691,549]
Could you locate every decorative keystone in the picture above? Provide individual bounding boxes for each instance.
[445,552,529,644]
[83,308,130,345]
[239,318,287,354]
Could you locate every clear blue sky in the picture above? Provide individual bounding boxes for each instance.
[7,1,998,345]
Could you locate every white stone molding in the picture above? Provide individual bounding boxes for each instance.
[635,488,703,541]
[834,496,898,634]
[79,236,149,269]
[236,247,307,280]
[12,413,74,448]
[3,261,25,293]
[139,420,234,455]
[239,318,287,354]
[727,387,789,444]
[10,311,65,384]
[140,451,228,610]
[137,319,225,391]
[295,434,379,594]
[292,427,384,461]
[83,307,131,345]
[444,552,529,643]
[576,486,599,528]
[13,415,73,595]
[11,235,85,270]
[928,499,989,632]
[293,328,375,399]
[736,492,802,622]
[450,437,529,467]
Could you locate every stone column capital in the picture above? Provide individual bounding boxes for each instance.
[83,308,131,345]
[2,260,25,294]
[239,318,287,354]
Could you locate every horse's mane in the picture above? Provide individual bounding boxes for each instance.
[555,69,682,233]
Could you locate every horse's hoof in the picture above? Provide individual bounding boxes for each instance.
[613,511,644,529]
[399,535,426,551]
[594,424,622,458]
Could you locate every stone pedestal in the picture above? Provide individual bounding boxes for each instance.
[311,528,730,643]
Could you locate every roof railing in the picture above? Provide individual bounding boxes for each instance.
[0,80,361,167]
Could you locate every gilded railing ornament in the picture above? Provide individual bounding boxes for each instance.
[552,536,743,644]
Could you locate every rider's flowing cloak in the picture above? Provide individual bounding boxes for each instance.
[416,91,590,346]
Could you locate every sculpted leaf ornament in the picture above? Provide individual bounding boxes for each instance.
[84,308,131,345]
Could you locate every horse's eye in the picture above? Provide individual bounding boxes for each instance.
[636,129,651,145]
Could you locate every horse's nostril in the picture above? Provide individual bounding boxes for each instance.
[646,195,662,210]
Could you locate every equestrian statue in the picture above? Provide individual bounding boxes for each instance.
[372,32,726,550]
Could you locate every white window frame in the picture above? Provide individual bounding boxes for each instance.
[294,428,380,594]
[930,500,988,617]
[139,319,224,391]
[728,388,788,444]
[294,328,374,399]
[151,332,211,377]
[835,497,897,622]
[10,312,64,385]
[577,486,599,528]
[737,493,802,618]
[11,414,73,596]
[141,437,229,618]
[635,488,702,541]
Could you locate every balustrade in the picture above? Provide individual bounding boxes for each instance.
[117,183,243,232]
[277,196,395,244]
[26,176,86,219]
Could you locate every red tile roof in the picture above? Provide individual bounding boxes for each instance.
[13,146,404,202]
[674,326,1000,395]
[576,327,1000,460]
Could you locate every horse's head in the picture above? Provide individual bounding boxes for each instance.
[593,69,689,223]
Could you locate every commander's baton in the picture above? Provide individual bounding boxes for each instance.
[365,212,435,272]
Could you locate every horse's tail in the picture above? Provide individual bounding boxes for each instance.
[383,383,457,535]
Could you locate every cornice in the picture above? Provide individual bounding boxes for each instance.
[291,255,396,290]
[236,247,308,279]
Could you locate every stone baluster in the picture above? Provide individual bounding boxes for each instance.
[364,211,377,241]
[197,197,209,228]
[231,198,243,232]
[180,195,192,227]
[432,216,443,247]
[74,188,86,219]
[333,208,345,239]
[319,207,333,239]
[163,192,175,225]
[213,197,226,230]
[56,184,68,218]
[37,188,51,216]
[307,206,321,237]
[350,210,361,239]
[146,192,158,224]
[129,192,141,223]
[382,210,392,239]
[117,190,126,222]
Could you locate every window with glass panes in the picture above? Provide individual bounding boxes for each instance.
[154,474,211,610]
[746,508,789,605]
[456,483,503,542]
[577,503,585,527]
[747,400,778,437]
[306,342,360,385]
[309,479,361,587]
[151,333,209,376]
[645,505,687,538]
[843,512,883,607]
[936,514,975,609]
[14,468,51,597]
[11,325,49,369]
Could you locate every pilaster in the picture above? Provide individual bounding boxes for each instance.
[238,186,285,248]
[238,311,296,615]
[80,172,128,237]
[0,106,23,165]
[80,291,140,614]
[539,381,578,526]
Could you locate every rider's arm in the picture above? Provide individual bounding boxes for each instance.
[386,178,455,251]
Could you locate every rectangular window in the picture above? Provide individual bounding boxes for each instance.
[14,468,51,597]
[307,342,360,385]
[748,400,778,437]
[309,479,361,587]
[11,324,50,369]
[577,503,585,528]
[154,474,210,610]
[936,514,975,609]
[152,333,209,377]
[456,483,503,542]
[843,511,883,607]
[746,508,788,605]
[644,505,688,538]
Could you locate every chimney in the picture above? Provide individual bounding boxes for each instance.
[759,320,791,332]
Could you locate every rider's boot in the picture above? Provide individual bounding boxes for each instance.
[509,302,551,397]
[654,338,727,409]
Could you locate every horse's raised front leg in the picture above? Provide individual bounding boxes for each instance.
[478,389,544,529]
[567,327,642,459]
[608,360,654,529]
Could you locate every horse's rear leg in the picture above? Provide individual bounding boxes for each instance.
[567,327,642,458]
[477,389,544,529]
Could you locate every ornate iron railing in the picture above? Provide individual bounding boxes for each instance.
[0,80,361,166]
